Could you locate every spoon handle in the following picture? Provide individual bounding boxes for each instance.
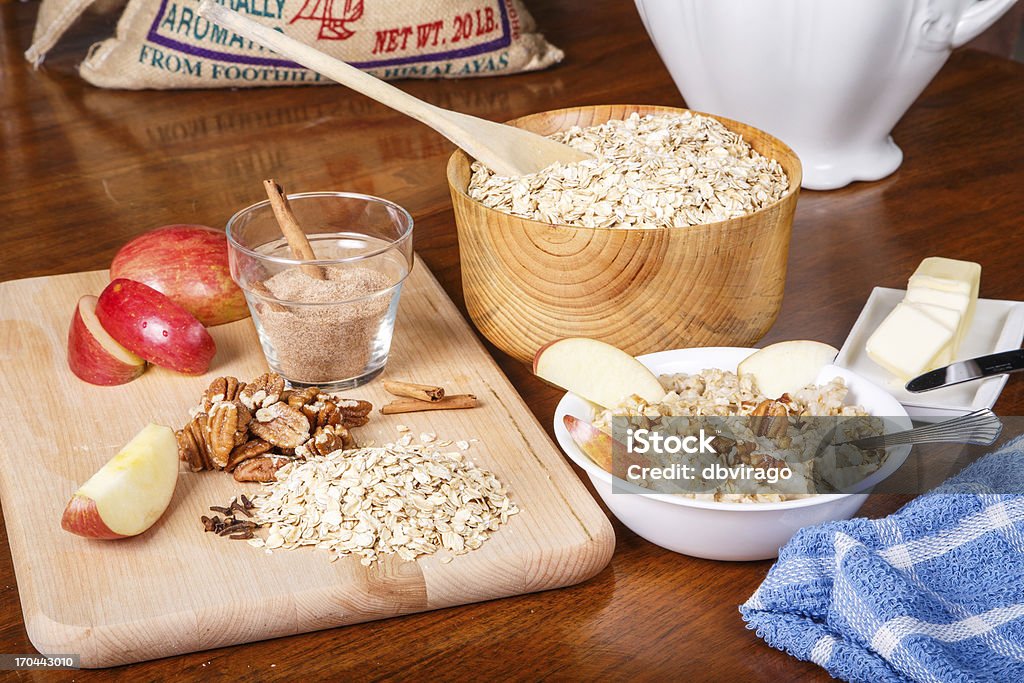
[198,1,590,177]
[197,3,445,129]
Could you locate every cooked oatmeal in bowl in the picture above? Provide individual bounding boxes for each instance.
[592,368,890,503]
[552,347,913,560]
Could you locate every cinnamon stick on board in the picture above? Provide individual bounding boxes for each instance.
[383,380,445,403]
[380,394,478,415]
[263,179,326,280]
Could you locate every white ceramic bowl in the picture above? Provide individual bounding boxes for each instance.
[553,347,913,561]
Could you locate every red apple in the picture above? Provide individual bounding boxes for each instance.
[109,224,248,327]
[61,423,179,539]
[67,295,147,385]
[95,279,216,375]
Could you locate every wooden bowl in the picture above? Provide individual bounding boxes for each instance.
[446,104,802,364]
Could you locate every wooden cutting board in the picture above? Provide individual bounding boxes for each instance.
[0,263,614,668]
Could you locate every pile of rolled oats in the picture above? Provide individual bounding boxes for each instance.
[468,112,789,229]
[247,438,519,565]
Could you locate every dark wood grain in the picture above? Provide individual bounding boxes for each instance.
[1,0,1023,679]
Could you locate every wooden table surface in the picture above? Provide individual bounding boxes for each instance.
[2,1,1023,680]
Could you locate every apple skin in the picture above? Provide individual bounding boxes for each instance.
[109,224,248,327]
[95,279,216,375]
[564,415,654,479]
[67,295,147,386]
[532,338,557,376]
[61,494,128,540]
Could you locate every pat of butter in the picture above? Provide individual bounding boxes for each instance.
[905,286,970,346]
[865,302,956,379]
[912,301,961,330]
[911,301,962,366]
[908,256,981,332]
[905,285,969,315]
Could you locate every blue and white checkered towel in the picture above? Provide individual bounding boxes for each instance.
[741,436,1024,683]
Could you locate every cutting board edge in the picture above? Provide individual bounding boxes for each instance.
[22,523,615,668]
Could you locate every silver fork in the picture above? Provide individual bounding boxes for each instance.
[838,408,1003,450]
[811,409,1003,493]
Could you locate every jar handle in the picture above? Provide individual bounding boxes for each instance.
[952,0,1020,48]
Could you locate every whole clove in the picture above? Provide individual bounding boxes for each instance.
[201,496,262,540]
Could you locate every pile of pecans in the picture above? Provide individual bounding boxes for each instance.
[175,372,373,482]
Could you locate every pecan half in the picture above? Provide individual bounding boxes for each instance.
[202,376,245,412]
[301,397,341,430]
[287,386,321,409]
[297,424,354,458]
[177,414,214,471]
[225,438,273,472]
[232,455,291,483]
[206,401,251,468]
[750,399,789,438]
[711,435,737,454]
[250,402,310,449]
[335,397,373,428]
[239,372,286,411]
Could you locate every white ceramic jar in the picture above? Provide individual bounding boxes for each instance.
[634,0,1019,190]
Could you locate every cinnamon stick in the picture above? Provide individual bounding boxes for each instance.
[380,394,478,415]
[262,179,325,280]
[383,380,445,403]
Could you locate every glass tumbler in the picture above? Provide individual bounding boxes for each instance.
[227,192,414,390]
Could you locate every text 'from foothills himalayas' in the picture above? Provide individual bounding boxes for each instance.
[623,428,794,485]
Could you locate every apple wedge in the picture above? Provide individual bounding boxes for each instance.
[61,423,179,539]
[95,279,216,375]
[534,337,665,408]
[67,295,147,386]
[564,415,655,479]
[737,340,839,399]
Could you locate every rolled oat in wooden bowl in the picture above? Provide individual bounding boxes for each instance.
[446,104,802,364]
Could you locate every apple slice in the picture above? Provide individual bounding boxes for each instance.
[95,279,216,375]
[67,295,147,385]
[61,423,179,539]
[564,415,655,478]
[534,337,665,408]
[737,340,839,399]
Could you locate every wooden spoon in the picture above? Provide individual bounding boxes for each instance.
[197,1,590,177]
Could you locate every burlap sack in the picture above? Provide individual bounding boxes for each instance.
[26,0,563,89]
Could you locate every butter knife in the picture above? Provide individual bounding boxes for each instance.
[905,349,1024,393]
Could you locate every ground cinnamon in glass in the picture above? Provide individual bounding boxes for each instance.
[257,265,394,384]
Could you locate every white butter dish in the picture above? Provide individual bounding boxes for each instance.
[836,287,1024,420]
